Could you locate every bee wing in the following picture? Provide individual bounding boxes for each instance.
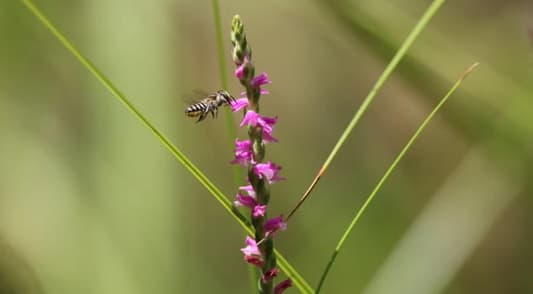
[192,89,209,97]
[181,90,216,105]
[181,95,196,105]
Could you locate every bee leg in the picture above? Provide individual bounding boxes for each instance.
[197,109,208,122]
[196,114,204,123]
[199,104,214,122]
[206,104,214,119]
[212,107,217,118]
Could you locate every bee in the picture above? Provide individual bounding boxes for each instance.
[185,90,236,122]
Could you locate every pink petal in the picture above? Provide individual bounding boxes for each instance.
[239,185,256,197]
[244,255,264,268]
[260,116,277,126]
[240,110,260,127]
[257,115,278,143]
[231,139,253,165]
[251,72,271,87]
[254,162,284,183]
[274,279,292,294]
[252,205,267,218]
[235,64,245,80]
[262,132,278,143]
[235,193,257,208]
[264,216,287,235]
[262,268,280,283]
[240,236,260,256]
[231,98,249,112]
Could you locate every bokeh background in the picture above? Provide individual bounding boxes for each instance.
[1,0,532,293]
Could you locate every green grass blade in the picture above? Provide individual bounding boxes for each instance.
[210,1,257,292]
[322,0,446,169]
[210,0,239,164]
[19,0,312,291]
[211,0,229,91]
[286,0,447,222]
[315,63,479,293]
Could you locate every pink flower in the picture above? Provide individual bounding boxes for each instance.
[231,97,249,112]
[245,255,264,268]
[240,110,260,127]
[240,111,278,142]
[235,64,245,80]
[241,236,260,256]
[253,162,284,183]
[262,268,280,283]
[241,236,263,267]
[235,56,251,80]
[251,72,271,87]
[231,139,253,165]
[258,116,278,142]
[235,193,257,208]
[239,185,256,197]
[274,279,292,294]
[253,205,267,218]
[264,216,287,235]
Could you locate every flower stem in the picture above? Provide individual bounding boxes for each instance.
[232,15,280,293]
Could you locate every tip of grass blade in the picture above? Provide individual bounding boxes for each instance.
[461,62,480,81]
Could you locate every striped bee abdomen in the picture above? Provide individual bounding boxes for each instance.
[185,102,207,117]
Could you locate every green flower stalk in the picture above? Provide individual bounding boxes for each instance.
[229,15,292,294]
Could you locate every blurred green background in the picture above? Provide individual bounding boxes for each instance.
[1,0,532,293]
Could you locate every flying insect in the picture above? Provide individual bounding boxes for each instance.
[185,90,235,122]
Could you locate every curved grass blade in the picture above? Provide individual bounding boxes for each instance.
[315,63,480,293]
[285,0,447,222]
[19,0,312,291]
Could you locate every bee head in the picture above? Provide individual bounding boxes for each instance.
[216,90,236,105]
